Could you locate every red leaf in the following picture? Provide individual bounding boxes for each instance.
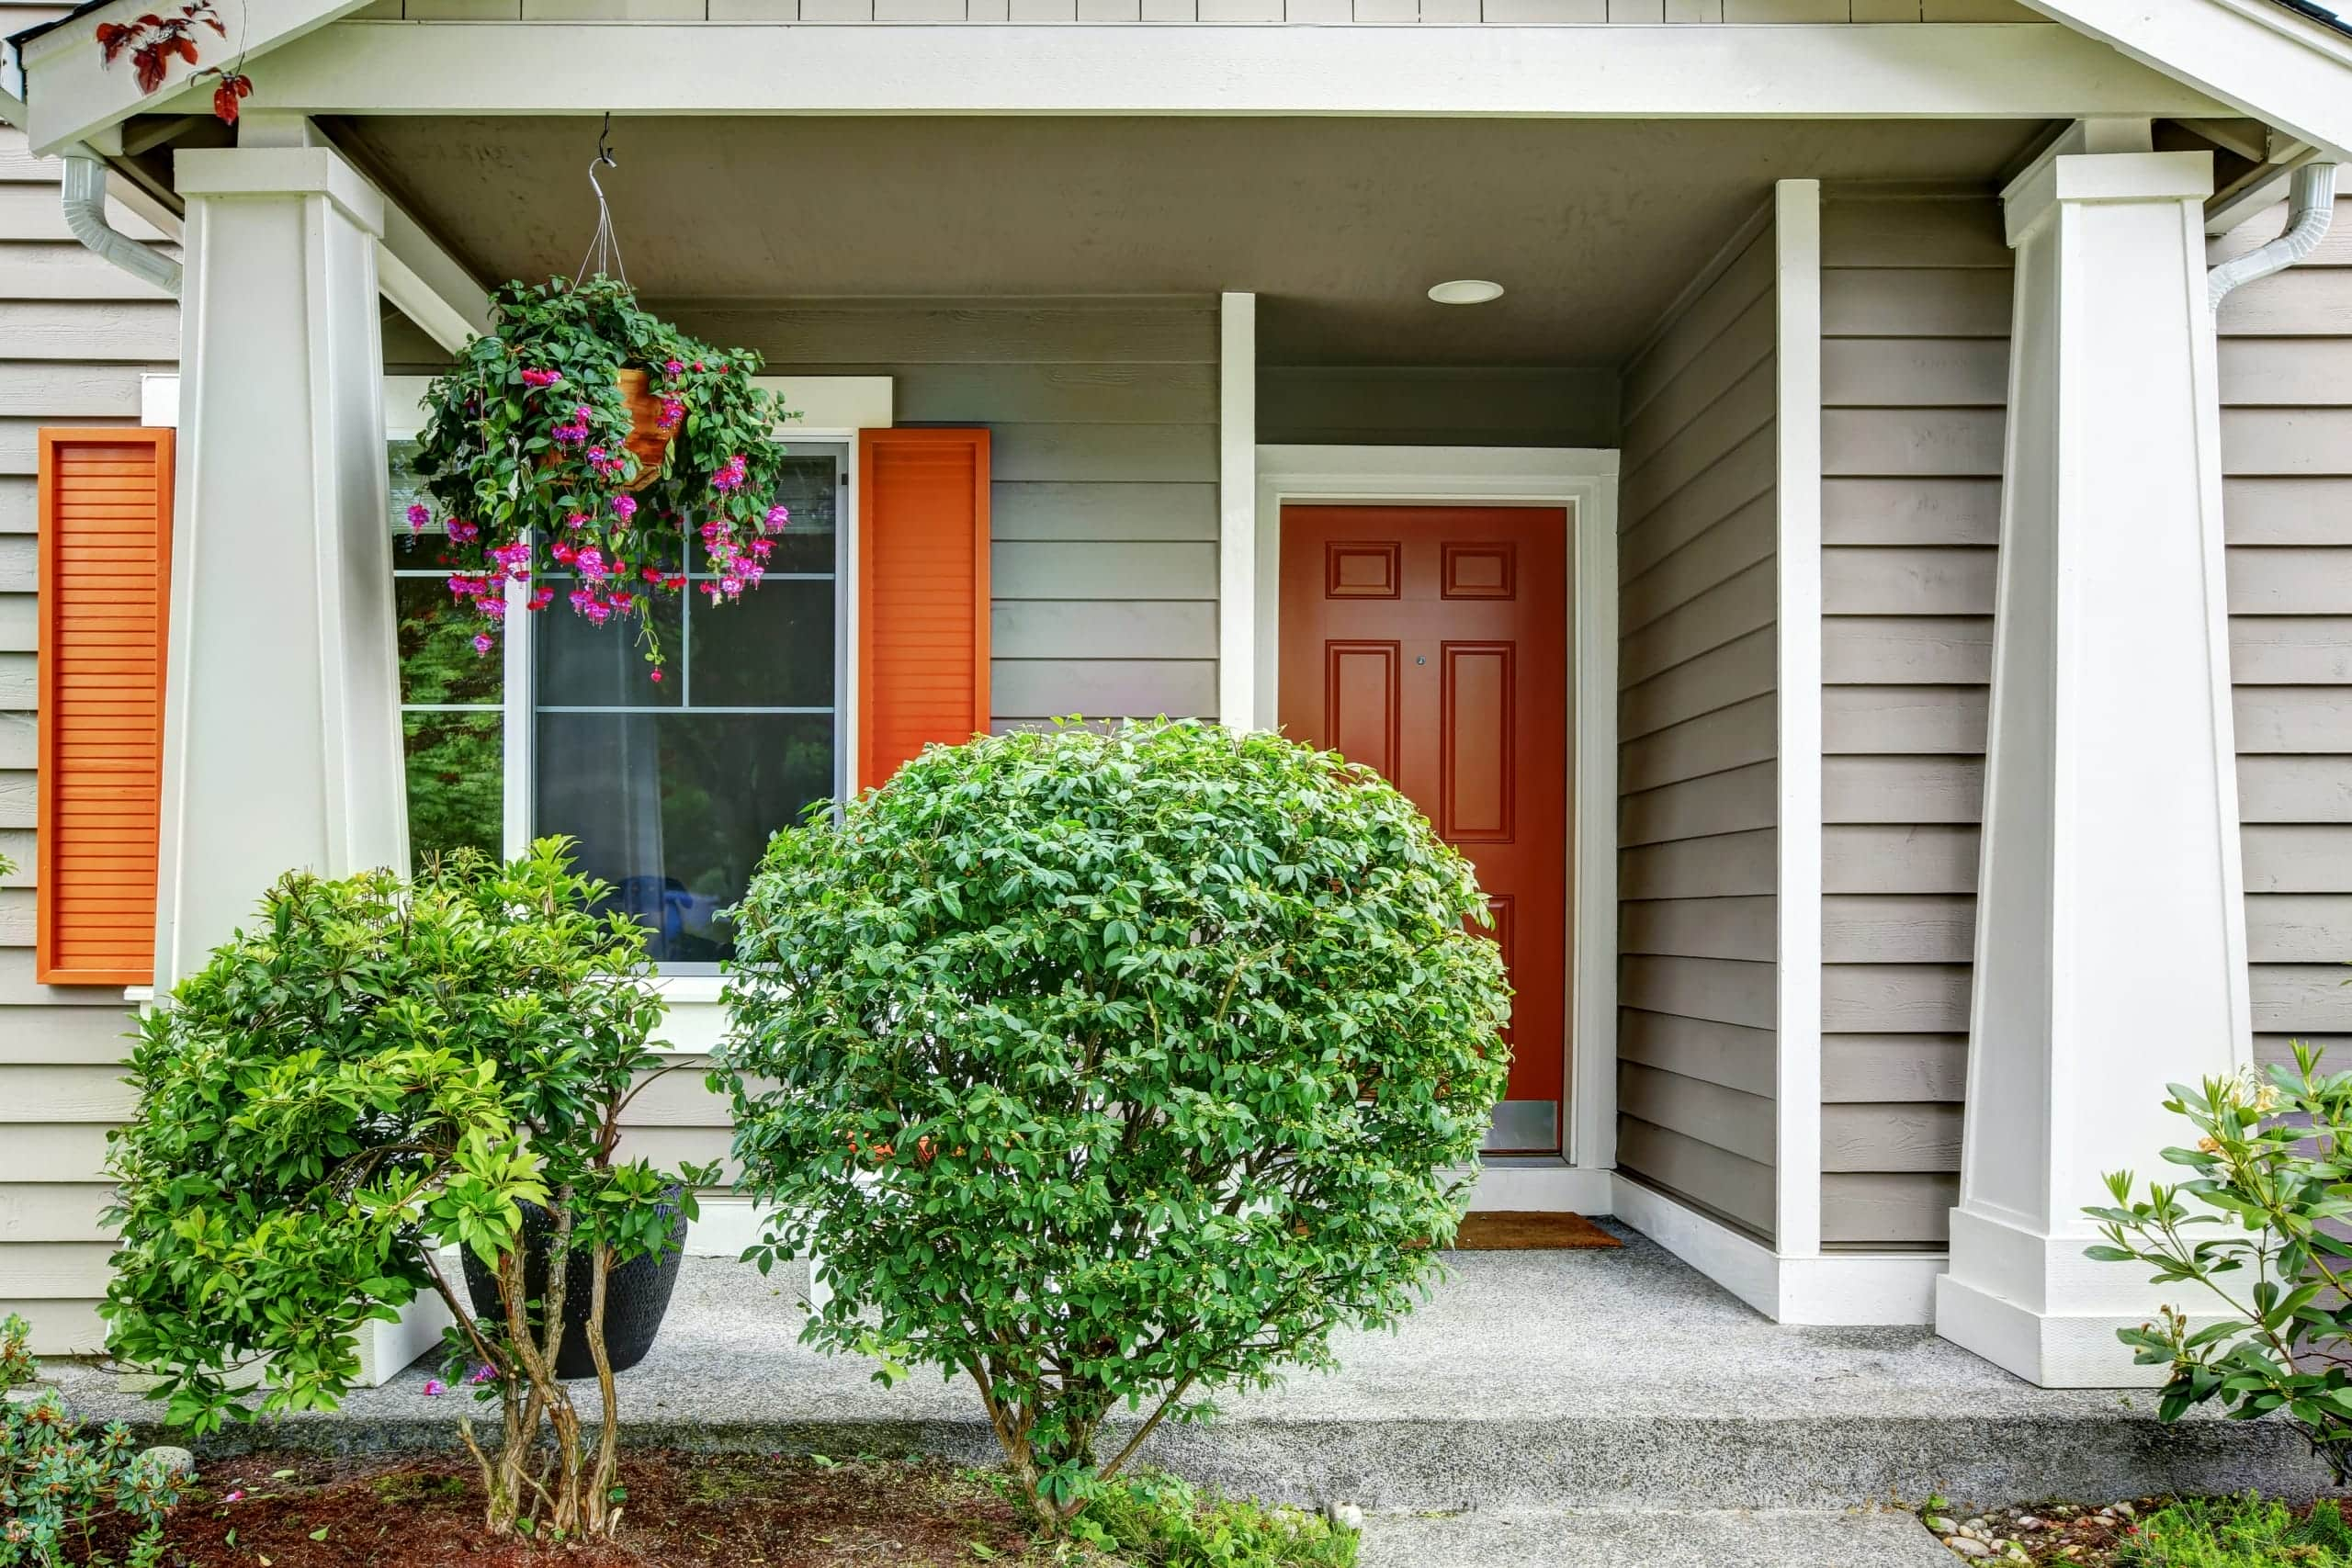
[132,45,166,93]
[202,12,226,31]
[135,13,166,27]
[212,79,241,124]
[171,33,199,63]
[232,72,253,96]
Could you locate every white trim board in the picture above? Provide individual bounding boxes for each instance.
[1772,179,1825,1260]
[194,22,2228,121]
[1245,445,1620,1176]
[1610,1175,1943,1325]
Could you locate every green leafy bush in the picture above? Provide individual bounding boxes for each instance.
[2119,1495,2352,1567]
[718,720,1511,1532]
[1071,1472,1358,1568]
[1,1314,183,1567]
[100,840,714,1541]
[2088,1043,2352,1482]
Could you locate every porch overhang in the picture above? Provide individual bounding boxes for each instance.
[115,22,2230,124]
[6,0,372,156]
[2023,0,2352,162]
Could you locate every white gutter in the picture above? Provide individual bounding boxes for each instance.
[2208,159,2339,309]
[60,141,181,297]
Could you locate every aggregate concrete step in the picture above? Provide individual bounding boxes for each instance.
[1357,1508,1955,1568]
[46,1235,2335,1512]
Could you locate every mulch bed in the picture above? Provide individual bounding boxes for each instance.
[91,1450,1080,1566]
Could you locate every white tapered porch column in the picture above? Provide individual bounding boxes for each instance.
[154,145,406,987]
[1935,124,2254,1387]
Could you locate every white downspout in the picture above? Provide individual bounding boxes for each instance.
[2208,161,2338,310]
[60,141,181,297]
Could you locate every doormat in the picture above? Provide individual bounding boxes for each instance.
[1452,1211,1622,1251]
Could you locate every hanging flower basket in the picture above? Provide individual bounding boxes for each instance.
[406,275,798,680]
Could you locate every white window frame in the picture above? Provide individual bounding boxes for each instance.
[381,375,888,1006]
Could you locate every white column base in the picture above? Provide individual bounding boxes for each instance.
[1937,1207,2223,1387]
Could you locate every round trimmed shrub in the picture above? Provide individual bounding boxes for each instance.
[718,719,1511,1530]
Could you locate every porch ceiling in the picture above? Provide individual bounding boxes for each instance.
[322,115,2049,367]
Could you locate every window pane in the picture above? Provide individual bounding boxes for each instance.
[403,711,503,871]
[536,585,684,709]
[759,452,840,574]
[534,712,834,963]
[689,578,834,709]
[397,577,503,706]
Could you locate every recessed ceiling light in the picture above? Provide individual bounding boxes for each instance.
[1428,279,1505,305]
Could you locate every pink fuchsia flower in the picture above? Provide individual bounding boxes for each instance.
[519,367,562,389]
[447,519,480,543]
[612,495,639,523]
[763,505,790,532]
[566,511,590,532]
[576,547,609,581]
[552,422,589,446]
[224,1490,245,1504]
[471,634,494,655]
[468,1365,496,1386]
[711,455,749,492]
[659,397,685,430]
[422,1378,448,1396]
[612,590,636,612]
[527,585,556,612]
[405,502,431,531]
[663,358,684,377]
[649,667,664,684]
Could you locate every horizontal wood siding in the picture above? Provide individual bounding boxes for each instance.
[0,119,176,1353]
[1615,218,1779,1242]
[663,299,1220,727]
[2218,196,2352,1070]
[1816,192,2008,1248]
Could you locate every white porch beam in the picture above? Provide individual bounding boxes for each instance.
[1934,123,2254,1387]
[156,141,408,986]
[2021,0,2352,163]
[234,111,490,351]
[10,0,375,158]
[201,22,2226,121]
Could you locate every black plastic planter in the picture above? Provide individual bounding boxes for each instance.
[460,1197,689,1381]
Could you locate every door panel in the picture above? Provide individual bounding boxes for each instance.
[1278,505,1569,1153]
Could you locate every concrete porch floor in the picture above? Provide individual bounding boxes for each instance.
[49,1222,2331,1513]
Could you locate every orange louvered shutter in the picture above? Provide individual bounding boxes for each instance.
[858,428,989,789]
[36,428,172,986]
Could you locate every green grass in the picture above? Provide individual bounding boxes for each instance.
[2119,1495,2352,1566]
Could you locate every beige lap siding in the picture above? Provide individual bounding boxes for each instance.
[662,299,1221,729]
[1613,214,1781,1242]
[2219,196,2352,1072]
[1814,191,2007,1248]
[0,105,180,1353]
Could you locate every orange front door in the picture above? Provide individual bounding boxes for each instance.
[1278,505,1569,1154]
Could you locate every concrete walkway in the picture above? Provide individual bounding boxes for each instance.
[51,1222,2331,1514]
[1358,1508,1955,1568]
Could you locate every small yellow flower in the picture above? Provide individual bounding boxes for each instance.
[2198,1136,2222,1154]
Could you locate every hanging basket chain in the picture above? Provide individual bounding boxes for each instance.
[576,113,629,287]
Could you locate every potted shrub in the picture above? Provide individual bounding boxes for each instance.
[405,275,801,681]
[100,840,717,1542]
[716,720,1513,1535]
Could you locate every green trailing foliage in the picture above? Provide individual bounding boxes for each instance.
[2118,1495,2352,1567]
[98,840,716,1542]
[1,1314,183,1568]
[2088,1043,2352,1483]
[717,719,1512,1533]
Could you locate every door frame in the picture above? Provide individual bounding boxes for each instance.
[1237,446,1620,1211]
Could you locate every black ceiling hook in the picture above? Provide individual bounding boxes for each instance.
[595,110,616,170]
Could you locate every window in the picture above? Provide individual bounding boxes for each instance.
[389,439,851,967]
